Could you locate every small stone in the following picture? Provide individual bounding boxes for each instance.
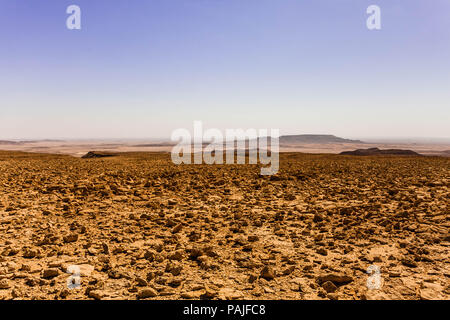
[248,273,258,283]
[218,288,244,300]
[168,199,178,206]
[322,281,338,293]
[88,290,104,300]
[77,264,95,277]
[63,234,79,243]
[313,213,324,223]
[263,286,275,294]
[168,277,183,287]
[260,265,275,280]
[318,288,327,298]
[389,270,401,277]
[172,224,183,233]
[23,248,39,258]
[11,287,24,298]
[181,291,201,299]
[303,264,314,272]
[317,273,353,285]
[0,279,10,289]
[144,250,156,261]
[165,262,182,276]
[419,288,441,300]
[168,250,184,261]
[136,277,148,287]
[401,258,418,268]
[373,255,382,263]
[48,261,63,268]
[25,277,38,287]
[42,268,59,279]
[146,271,155,281]
[159,288,175,296]
[137,287,158,298]
[327,293,339,300]
[282,265,296,275]
[201,285,217,299]
[59,289,70,299]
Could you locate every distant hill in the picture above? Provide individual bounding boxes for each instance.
[81,151,117,159]
[280,135,363,144]
[0,140,20,145]
[0,139,64,145]
[340,147,419,156]
[19,139,64,143]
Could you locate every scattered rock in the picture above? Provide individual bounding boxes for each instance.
[88,290,104,300]
[322,281,338,293]
[22,248,39,258]
[317,274,353,285]
[42,268,59,279]
[137,287,158,299]
[401,258,418,268]
[0,279,11,289]
[260,265,275,280]
[0,151,447,300]
[63,234,79,243]
[181,291,202,299]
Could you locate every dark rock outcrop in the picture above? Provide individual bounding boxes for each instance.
[81,151,116,159]
[340,147,419,156]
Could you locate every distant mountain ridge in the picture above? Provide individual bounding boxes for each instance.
[134,134,363,146]
[0,140,20,145]
[279,134,363,144]
[0,139,63,145]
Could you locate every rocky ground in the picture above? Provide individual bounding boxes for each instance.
[0,151,448,300]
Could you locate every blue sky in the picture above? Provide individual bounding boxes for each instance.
[0,0,449,139]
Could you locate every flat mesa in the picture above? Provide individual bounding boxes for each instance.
[340,147,420,156]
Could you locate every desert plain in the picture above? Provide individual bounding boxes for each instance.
[0,149,449,300]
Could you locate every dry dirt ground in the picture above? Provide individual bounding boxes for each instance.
[0,151,448,300]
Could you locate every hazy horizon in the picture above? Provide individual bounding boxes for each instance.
[1,0,449,139]
[2,134,450,144]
